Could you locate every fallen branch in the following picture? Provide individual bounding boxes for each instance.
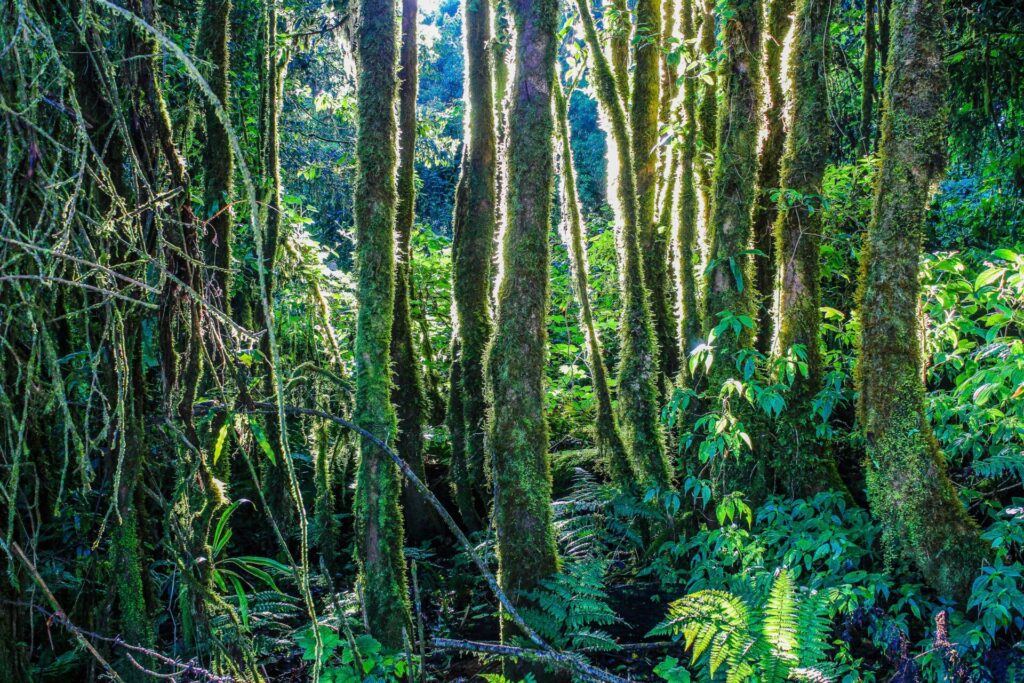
[195,401,632,683]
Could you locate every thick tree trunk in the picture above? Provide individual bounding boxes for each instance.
[575,0,672,486]
[857,0,988,602]
[555,80,633,484]
[486,0,560,665]
[450,0,498,531]
[391,0,434,543]
[353,0,412,647]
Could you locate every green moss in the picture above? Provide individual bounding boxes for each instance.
[485,0,560,666]
[573,0,671,487]
[856,0,988,602]
[353,0,412,647]
[111,508,155,681]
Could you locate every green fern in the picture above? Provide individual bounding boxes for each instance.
[649,569,837,682]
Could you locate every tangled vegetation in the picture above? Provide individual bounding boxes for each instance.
[1,0,1023,681]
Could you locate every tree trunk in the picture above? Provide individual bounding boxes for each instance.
[772,0,844,497]
[575,0,672,487]
[353,0,412,647]
[633,0,678,388]
[676,0,701,367]
[695,0,719,245]
[857,0,988,602]
[486,0,560,665]
[391,0,435,543]
[859,0,876,154]
[555,80,633,484]
[751,0,794,354]
[450,0,498,531]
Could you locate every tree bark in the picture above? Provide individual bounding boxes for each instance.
[856,0,988,602]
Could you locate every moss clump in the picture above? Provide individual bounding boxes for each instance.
[856,0,988,601]
[353,0,412,647]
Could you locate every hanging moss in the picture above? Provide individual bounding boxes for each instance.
[353,0,413,647]
[751,0,793,353]
[856,0,988,601]
[555,80,633,484]
[450,0,498,530]
[575,0,672,487]
[485,0,560,665]
[676,0,701,365]
[391,0,435,543]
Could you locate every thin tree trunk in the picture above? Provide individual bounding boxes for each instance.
[634,0,678,388]
[391,0,434,543]
[676,0,701,369]
[353,0,412,646]
[857,0,988,602]
[575,0,672,486]
[695,0,718,246]
[772,0,844,496]
[751,0,794,354]
[859,0,876,154]
[486,0,560,668]
[450,0,497,529]
[555,80,632,484]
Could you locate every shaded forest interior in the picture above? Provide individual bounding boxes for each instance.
[3,0,1024,680]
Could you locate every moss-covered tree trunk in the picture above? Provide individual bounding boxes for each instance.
[751,0,794,353]
[856,0,988,601]
[575,0,672,486]
[633,0,678,388]
[555,80,633,484]
[695,0,719,242]
[450,0,497,531]
[201,0,233,319]
[859,0,876,154]
[353,0,413,647]
[391,0,434,543]
[703,0,762,496]
[486,0,560,660]
[676,0,701,367]
[771,0,844,496]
